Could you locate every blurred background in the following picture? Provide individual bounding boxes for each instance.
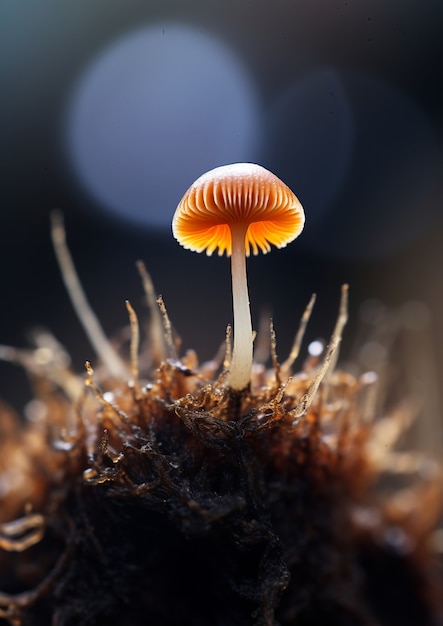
[0,1,442,448]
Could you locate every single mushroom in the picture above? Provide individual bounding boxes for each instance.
[172,163,305,391]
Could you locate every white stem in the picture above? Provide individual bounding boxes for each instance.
[228,224,253,390]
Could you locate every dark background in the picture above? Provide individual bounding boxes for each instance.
[1,1,442,449]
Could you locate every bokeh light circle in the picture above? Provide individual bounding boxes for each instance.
[262,68,441,260]
[262,68,354,228]
[330,71,441,259]
[66,24,261,228]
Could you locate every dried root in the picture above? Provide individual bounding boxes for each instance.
[0,220,441,626]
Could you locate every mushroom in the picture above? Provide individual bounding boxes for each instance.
[172,163,305,391]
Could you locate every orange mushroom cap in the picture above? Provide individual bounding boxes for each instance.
[172,163,305,256]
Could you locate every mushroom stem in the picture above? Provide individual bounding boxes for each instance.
[228,223,253,390]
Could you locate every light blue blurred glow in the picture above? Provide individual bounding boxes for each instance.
[66,24,261,228]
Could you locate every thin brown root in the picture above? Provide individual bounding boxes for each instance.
[270,320,281,386]
[254,377,293,429]
[0,513,45,552]
[289,336,341,422]
[0,607,21,626]
[281,293,316,374]
[50,212,127,379]
[125,300,142,400]
[30,330,83,401]
[156,295,177,359]
[0,526,74,611]
[290,286,348,422]
[357,371,380,423]
[0,339,82,402]
[200,330,232,379]
[368,398,421,465]
[327,284,349,376]
[223,324,232,371]
[84,361,129,424]
[0,345,43,373]
[136,260,165,365]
